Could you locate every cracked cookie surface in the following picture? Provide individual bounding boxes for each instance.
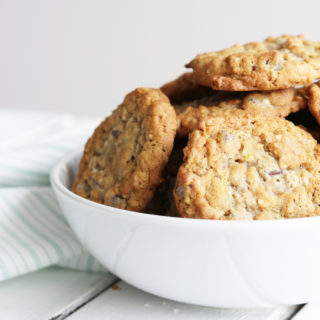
[187,35,320,91]
[177,88,305,136]
[72,88,177,212]
[174,114,320,220]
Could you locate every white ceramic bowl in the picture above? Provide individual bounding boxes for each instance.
[50,150,320,308]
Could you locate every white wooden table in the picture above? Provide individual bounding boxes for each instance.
[0,267,317,320]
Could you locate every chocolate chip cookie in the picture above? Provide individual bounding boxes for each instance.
[160,72,214,104]
[72,88,177,212]
[160,72,245,117]
[286,107,320,141]
[177,88,305,137]
[307,81,320,125]
[174,113,320,220]
[187,35,320,91]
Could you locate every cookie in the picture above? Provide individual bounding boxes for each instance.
[187,35,320,91]
[287,108,320,142]
[307,81,320,125]
[177,88,305,137]
[160,72,213,104]
[72,88,177,212]
[145,138,187,217]
[173,91,244,114]
[174,113,320,220]
[160,72,243,115]
[299,126,320,142]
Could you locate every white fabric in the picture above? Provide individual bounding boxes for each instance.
[0,110,106,281]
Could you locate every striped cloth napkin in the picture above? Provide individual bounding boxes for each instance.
[0,109,107,281]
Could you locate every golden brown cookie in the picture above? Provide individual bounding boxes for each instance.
[160,72,243,115]
[145,138,187,217]
[72,88,177,212]
[174,113,320,220]
[187,35,320,91]
[177,88,305,137]
[307,81,320,125]
[299,125,320,142]
[286,107,320,141]
[160,72,213,104]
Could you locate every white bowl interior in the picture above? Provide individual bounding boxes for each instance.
[57,150,81,190]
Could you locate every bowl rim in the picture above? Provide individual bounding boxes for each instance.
[50,149,320,228]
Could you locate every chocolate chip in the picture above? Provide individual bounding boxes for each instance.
[111,194,125,206]
[269,170,283,176]
[111,129,120,139]
[126,155,135,164]
[94,181,104,189]
[225,210,232,217]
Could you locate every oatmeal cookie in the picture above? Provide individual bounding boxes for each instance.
[160,72,213,104]
[72,88,177,212]
[160,72,242,114]
[286,107,320,141]
[187,35,320,91]
[174,114,320,220]
[177,88,305,136]
[308,81,320,125]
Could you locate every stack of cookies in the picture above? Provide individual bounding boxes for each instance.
[73,35,320,220]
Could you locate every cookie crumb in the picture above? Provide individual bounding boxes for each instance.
[111,283,120,290]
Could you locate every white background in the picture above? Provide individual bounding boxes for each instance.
[0,0,319,116]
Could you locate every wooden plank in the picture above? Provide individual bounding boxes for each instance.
[0,267,116,320]
[68,281,297,320]
[291,303,320,320]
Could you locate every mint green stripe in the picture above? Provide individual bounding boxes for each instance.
[0,224,30,272]
[0,222,32,271]
[37,190,75,232]
[0,180,49,188]
[0,164,48,176]
[23,192,79,258]
[0,175,48,184]
[27,191,79,257]
[1,194,59,264]
[15,196,67,262]
[0,237,11,279]
[76,255,82,268]
[0,234,20,276]
[60,258,71,268]
[0,195,52,266]
[9,154,56,167]
[0,157,51,170]
[66,257,74,268]
[86,254,95,271]
[36,190,102,272]
[2,211,54,265]
[33,190,66,224]
[0,174,49,186]
[69,255,81,269]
